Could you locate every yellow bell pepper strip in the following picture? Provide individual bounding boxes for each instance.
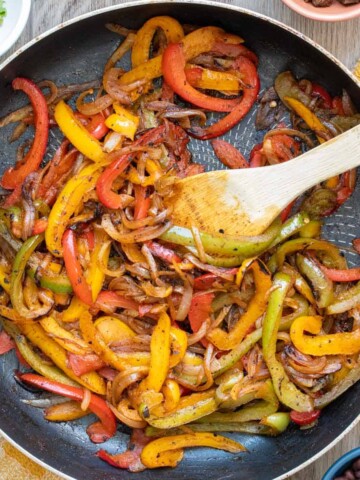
[86,228,110,302]
[145,421,280,436]
[207,260,272,350]
[44,400,90,422]
[141,312,171,393]
[296,254,333,308]
[40,316,91,355]
[284,96,328,144]
[131,16,184,68]
[140,432,245,469]
[235,257,256,286]
[119,26,226,86]
[94,316,135,343]
[10,234,52,319]
[45,161,107,257]
[127,158,162,186]
[2,319,80,387]
[54,100,106,162]
[140,390,217,428]
[19,373,116,438]
[199,380,279,423]
[79,310,149,370]
[160,219,280,258]
[61,297,88,323]
[17,319,106,394]
[262,273,314,412]
[185,65,240,92]
[326,281,360,315]
[162,379,181,412]
[169,327,187,368]
[290,315,360,356]
[105,104,139,140]
[0,262,10,293]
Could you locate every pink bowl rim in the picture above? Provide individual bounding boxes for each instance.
[282,0,360,21]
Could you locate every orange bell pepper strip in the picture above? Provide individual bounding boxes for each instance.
[44,400,90,422]
[185,65,241,92]
[141,432,245,468]
[290,315,360,356]
[131,16,184,68]
[284,96,329,144]
[206,260,271,350]
[19,373,116,437]
[162,379,181,412]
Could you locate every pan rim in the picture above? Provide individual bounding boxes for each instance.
[0,1,359,479]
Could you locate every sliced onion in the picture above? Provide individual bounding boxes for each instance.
[81,388,92,411]
[175,275,193,321]
[104,33,136,72]
[108,401,147,429]
[103,68,132,104]
[76,91,114,116]
[102,214,171,244]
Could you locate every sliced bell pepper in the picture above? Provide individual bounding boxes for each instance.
[140,432,245,469]
[131,16,184,68]
[185,65,240,92]
[54,100,106,162]
[284,96,328,144]
[188,292,214,348]
[211,139,248,169]
[1,78,49,190]
[188,56,259,140]
[207,260,271,350]
[162,379,181,412]
[134,185,151,220]
[0,330,14,355]
[40,316,90,355]
[320,265,360,282]
[68,352,105,377]
[162,42,240,112]
[62,229,93,305]
[145,241,181,264]
[19,373,116,437]
[45,161,107,257]
[290,315,360,356]
[169,327,187,368]
[311,83,332,109]
[45,400,90,422]
[94,316,135,343]
[105,104,139,140]
[262,273,313,412]
[296,254,333,308]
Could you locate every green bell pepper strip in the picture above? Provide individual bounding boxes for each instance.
[185,247,245,267]
[159,219,281,257]
[260,412,290,434]
[262,272,314,412]
[296,254,333,309]
[10,234,51,319]
[2,320,79,387]
[146,421,278,436]
[272,238,346,271]
[200,380,279,423]
[269,212,310,249]
[27,268,73,294]
[139,390,218,429]
[281,263,316,305]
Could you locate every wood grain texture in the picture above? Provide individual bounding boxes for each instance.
[0,1,359,479]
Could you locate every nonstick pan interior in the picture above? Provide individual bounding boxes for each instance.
[0,2,359,479]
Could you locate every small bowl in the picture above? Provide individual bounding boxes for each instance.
[282,0,360,21]
[322,447,360,480]
[0,0,31,57]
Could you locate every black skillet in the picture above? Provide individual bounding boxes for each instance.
[0,1,360,479]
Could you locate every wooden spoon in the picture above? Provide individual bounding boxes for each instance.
[165,124,360,237]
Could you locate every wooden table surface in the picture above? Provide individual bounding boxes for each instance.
[0,1,359,479]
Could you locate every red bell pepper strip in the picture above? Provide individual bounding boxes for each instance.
[95,152,132,209]
[62,229,93,305]
[211,139,249,169]
[290,409,320,426]
[95,290,140,311]
[162,42,240,112]
[32,218,48,235]
[87,421,113,444]
[87,113,109,140]
[188,56,260,140]
[0,330,15,355]
[1,78,49,190]
[68,352,106,376]
[98,429,150,472]
[311,83,332,109]
[280,200,295,223]
[194,268,238,291]
[145,241,182,264]
[19,373,117,437]
[320,265,360,282]
[133,185,151,220]
[188,292,215,347]
[249,143,265,168]
[332,97,345,116]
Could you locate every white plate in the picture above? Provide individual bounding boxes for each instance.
[0,0,31,57]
